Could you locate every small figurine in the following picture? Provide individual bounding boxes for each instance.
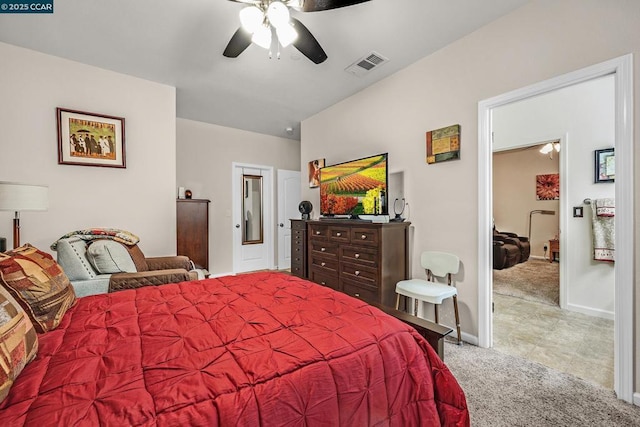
[185,189,192,199]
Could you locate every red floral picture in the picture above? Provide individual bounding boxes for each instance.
[536,173,559,200]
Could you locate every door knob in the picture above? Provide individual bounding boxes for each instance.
[235,224,240,228]
[279,223,284,227]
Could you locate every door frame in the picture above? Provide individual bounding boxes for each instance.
[232,162,275,273]
[478,54,634,403]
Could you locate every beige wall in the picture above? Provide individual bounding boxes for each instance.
[301,0,639,392]
[0,42,177,257]
[176,118,300,275]
[493,146,559,258]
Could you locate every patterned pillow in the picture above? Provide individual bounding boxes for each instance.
[0,285,38,403]
[0,244,76,333]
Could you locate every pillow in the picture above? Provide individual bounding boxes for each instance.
[0,244,76,333]
[86,240,137,274]
[54,238,96,281]
[0,285,38,403]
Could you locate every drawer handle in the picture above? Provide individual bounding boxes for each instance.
[321,247,326,252]
[316,231,321,235]
[321,262,326,267]
[296,248,300,252]
[336,232,341,237]
[355,270,360,276]
[355,253,360,259]
[361,234,367,240]
[355,293,360,297]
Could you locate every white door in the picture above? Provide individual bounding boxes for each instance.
[277,170,301,269]
[232,163,274,273]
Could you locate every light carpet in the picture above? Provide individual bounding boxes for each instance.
[444,342,640,426]
[493,258,559,306]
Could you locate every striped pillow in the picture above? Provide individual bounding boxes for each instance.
[0,244,76,333]
[0,285,38,403]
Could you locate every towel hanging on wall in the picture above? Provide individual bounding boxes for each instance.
[590,198,615,262]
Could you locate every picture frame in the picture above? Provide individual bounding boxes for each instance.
[308,158,325,188]
[426,124,460,164]
[57,108,126,168]
[594,148,614,183]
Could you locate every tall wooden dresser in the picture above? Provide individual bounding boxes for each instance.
[177,199,210,269]
[306,219,410,307]
[290,219,307,278]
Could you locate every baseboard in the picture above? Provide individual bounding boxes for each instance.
[634,392,640,407]
[566,303,614,320]
[210,271,234,278]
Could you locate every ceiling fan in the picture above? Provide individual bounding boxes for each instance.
[223,0,371,64]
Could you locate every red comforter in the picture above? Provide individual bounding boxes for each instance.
[0,272,468,426]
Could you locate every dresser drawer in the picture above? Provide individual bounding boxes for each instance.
[291,220,306,230]
[309,223,329,240]
[341,245,377,268]
[291,263,305,277]
[342,280,378,304]
[329,226,351,244]
[309,241,338,259]
[350,227,379,247]
[340,262,378,288]
[309,256,339,275]
[309,268,340,291]
[292,228,305,240]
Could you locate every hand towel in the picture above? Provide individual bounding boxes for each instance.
[591,199,615,262]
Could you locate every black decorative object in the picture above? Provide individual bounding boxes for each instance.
[299,201,312,220]
[185,189,192,199]
[392,198,406,222]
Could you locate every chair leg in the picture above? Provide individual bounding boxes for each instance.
[452,295,462,346]
[413,298,418,317]
[434,304,439,324]
[395,293,400,310]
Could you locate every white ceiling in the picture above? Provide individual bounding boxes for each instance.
[0,0,529,140]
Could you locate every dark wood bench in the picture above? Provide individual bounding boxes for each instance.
[371,303,453,360]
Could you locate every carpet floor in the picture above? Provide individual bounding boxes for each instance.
[493,258,559,305]
[444,342,640,426]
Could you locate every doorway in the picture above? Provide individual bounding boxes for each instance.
[478,55,633,402]
[277,169,301,270]
[232,163,274,273]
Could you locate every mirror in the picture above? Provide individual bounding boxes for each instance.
[242,174,263,244]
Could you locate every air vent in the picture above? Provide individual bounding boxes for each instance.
[345,51,389,77]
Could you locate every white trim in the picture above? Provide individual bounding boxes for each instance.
[566,303,614,321]
[478,54,634,403]
[210,271,235,278]
[634,392,640,407]
[558,133,569,311]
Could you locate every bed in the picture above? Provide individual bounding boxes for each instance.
[0,271,469,426]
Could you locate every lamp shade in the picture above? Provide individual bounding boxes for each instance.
[0,182,49,212]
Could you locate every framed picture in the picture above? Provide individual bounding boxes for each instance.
[426,124,460,164]
[536,173,559,200]
[595,148,614,183]
[57,108,126,168]
[308,158,325,188]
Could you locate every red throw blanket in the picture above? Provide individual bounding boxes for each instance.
[0,272,469,426]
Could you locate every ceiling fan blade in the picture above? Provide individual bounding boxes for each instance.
[223,28,252,58]
[300,0,371,12]
[291,18,327,64]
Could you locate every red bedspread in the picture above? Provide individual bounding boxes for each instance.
[0,272,468,426]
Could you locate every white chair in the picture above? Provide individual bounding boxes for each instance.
[395,251,462,345]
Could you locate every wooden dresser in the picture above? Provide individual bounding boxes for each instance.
[176,199,210,269]
[306,219,410,307]
[290,219,307,278]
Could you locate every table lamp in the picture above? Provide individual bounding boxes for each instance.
[0,182,49,249]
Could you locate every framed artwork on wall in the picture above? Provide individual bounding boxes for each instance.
[594,148,615,183]
[57,108,126,168]
[426,124,460,164]
[536,173,559,200]
[308,158,324,188]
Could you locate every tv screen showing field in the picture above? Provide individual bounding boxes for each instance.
[320,154,387,215]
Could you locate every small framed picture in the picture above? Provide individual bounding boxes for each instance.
[308,158,325,188]
[57,108,126,168]
[594,148,614,183]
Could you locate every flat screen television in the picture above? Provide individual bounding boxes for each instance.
[319,153,388,217]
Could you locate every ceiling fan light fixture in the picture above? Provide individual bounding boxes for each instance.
[252,24,272,49]
[239,6,264,33]
[267,1,290,29]
[276,24,298,47]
